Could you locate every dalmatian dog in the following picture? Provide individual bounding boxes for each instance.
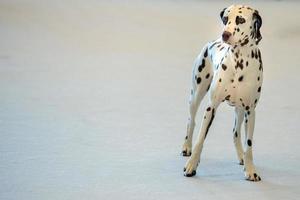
[181,5,263,181]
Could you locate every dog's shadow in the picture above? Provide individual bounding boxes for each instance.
[180,158,296,191]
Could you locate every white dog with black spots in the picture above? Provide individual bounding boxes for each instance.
[181,5,263,181]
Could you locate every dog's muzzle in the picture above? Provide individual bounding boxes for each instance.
[222,31,232,42]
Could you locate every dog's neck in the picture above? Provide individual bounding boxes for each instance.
[224,40,260,64]
[228,41,258,55]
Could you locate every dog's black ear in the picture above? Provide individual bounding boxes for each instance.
[253,10,262,44]
[220,8,227,24]
[220,7,226,19]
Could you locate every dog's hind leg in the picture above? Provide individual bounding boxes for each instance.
[182,45,213,156]
[233,107,244,165]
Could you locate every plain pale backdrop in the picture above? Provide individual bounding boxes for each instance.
[0,0,300,199]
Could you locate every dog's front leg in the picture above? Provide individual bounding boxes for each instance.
[243,109,261,181]
[183,101,220,177]
[233,107,244,165]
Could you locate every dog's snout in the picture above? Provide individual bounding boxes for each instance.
[222,31,232,42]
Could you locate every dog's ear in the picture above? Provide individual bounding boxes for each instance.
[220,8,227,24]
[253,10,262,44]
[220,8,226,19]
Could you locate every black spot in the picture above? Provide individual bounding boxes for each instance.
[206,84,211,91]
[236,60,244,70]
[219,78,222,82]
[225,95,231,100]
[245,106,249,110]
[245,119,248,123]
[237,28,240,32]
[254,173,257,178]
[231,79,234,83]
[258,87,261,92]
[241,38,249,46]
[251,50,254,58]
[254,99,258,104]
[206,107,211,112]
[221,57,224,63]
[235,131,238,137]
[205,73,210,79]
[247,139,252,146]
[247,111,250,115]
[197,77,201,84]
[258,76,260,81]
[235,52,239,59]
[209,41,219,49]
[217,44,221,48]
[204,108,215,139]
[258,50,262,70]
[198,59,205,72]
[259,60,263,71]
[204,48,208,57]
[238,75,244,82]
[185,136,188,140]
[246,61,248,66]
[220,46,224,51]
[236,16,246,25]
[222,64,227,71]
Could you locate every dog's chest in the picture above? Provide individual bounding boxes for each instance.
[211,47,263,107]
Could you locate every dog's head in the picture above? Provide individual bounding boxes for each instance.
[220,5,262,46]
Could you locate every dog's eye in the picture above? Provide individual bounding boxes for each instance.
[222,16,228,25]
[236,16,246,25]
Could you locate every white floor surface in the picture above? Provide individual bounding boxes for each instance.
[1,0,300,199]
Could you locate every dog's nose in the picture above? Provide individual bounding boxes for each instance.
[222,31,232,42]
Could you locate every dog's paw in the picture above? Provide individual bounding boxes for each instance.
[244,169,261,182]
[181,141,192,157]
[183,156,199,177]
[239,159,244,165]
